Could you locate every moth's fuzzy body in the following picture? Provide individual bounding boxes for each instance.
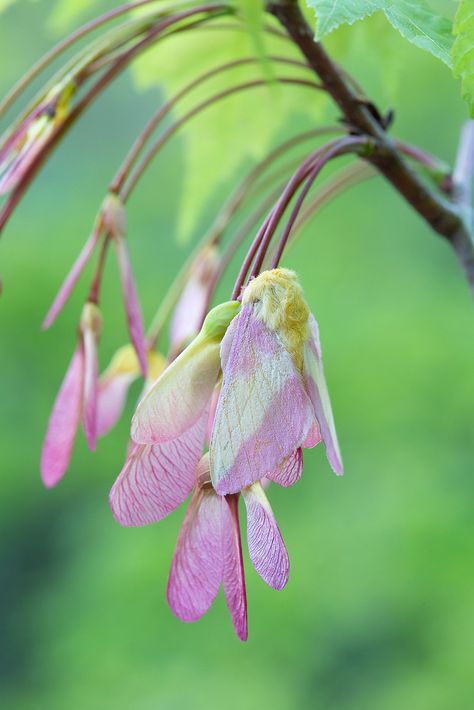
[242,268,309,372]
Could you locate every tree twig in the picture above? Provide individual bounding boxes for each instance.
[267,0,474,294]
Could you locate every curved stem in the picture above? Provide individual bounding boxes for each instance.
[270,136,368,268]
[145,128,336,344]
[110,56,320,194]
[231,136,367,297]
[290,161,374,241]
[0,5,228,236]
[269,0,474,294]
[231,211,273,299]
[88,234,111,304]
[205,126,341,242]
[0,0,194,118]
[248,144,336,278]
[0,9,170,147]
[120,76,322,201]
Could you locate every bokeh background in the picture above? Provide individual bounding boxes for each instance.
[0,1,473,708]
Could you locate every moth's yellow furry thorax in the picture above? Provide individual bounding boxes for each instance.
[242,268,309,371]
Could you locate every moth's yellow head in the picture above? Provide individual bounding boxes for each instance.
[242,268,309,371]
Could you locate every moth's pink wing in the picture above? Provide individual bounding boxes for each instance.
[222,495,248,641]
[131,335,220,445]
[41,346,84,487]
[82,327,98,451]
[242,483,289,591]
[265,448,303,488]
[114,237,148,378]
[167,489,224,622]
[304,314,343,475]
[210,306,315,495]
[110,411,207,526]
[42,232,100,330]
[97,371,137,438]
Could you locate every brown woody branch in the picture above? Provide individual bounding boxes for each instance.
[268,0,474,294]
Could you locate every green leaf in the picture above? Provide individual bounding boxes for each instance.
[132,24,328,243]
[452,0,474,116]
[47,0,99,34]
[384,0,453,67]
[307,0,387,38]
[305,0,453,66]
[235,0,275,82]
[0,0,17,13]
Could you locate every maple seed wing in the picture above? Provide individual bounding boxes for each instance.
[303,314,343,475]
[167,489,224,622]
[41,347,84,488]
[222,495,248,641]
[265,448,303,487]
[242,483,289,591]
[109,411,207,526]
[210,306,314,495]
[131,335,221,445]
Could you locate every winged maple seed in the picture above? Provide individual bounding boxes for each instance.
[110,268,342,639]
[97,345,166,438]
[0,82,74,195]
[41,301,101,487]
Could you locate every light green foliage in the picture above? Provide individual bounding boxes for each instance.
[452,0,474,116]
[0,0,20,11]
[308,0,387,37]
[307,0,453,66]
[235,0,275,81]
[132,20,328,243]
[47,0,100,33]
[384,0,453,66]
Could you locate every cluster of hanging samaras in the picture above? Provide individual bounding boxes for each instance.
[42,267,342,641]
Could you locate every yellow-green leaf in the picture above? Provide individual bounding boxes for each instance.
[452,0,474,116]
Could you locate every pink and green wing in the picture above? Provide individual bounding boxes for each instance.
[210,305,315,495]
[131,333,221,445]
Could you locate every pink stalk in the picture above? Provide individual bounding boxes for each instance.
[42,225,102,329]
[109,57,320,195]
[0,0,175,118]
[113,236,148,377]
[120,76,323,201]
[270,137,368,268]
[0,5,228,236]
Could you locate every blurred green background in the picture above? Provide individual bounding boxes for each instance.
[0,1,473,709]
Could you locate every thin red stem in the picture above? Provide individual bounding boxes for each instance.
[247,147,331,280]
[88,234,111,304]
[270,136,367,268]
[0,5,227,236]
[120,76,322,201]
[0,0,190,118]
[110,57,319,194]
